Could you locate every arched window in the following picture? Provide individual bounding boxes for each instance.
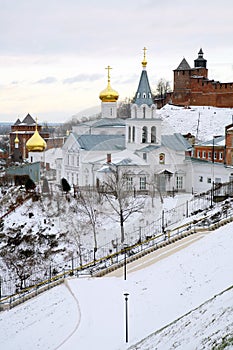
[128,126,131,143]
[142,126,148,143]
[151,106,155,118]
[132,126,135,142]
[143,93,146,98]
[137,92,140,98]
[151,126,156,143]
[159,153,165,164]
[143,106,146,119]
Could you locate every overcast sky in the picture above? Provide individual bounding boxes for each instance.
[0,0,233,123]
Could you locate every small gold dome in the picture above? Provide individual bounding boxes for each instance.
[14,132,19,144]
[99,65,119,102]
[26,123,46,152]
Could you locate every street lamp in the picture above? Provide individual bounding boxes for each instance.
[123,244,127,281]
[124,293,129,343]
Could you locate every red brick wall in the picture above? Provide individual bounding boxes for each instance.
[171,66,233,107]
[194,145,225,163]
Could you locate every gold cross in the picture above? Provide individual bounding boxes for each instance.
[105,65,112,82]
[143,47,147,61]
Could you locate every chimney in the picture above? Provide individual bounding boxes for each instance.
[107,153,111,163]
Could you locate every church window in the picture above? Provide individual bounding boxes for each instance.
[137,92,140,98]
[143,93,146,98]
[126,177,133,191]
[76,155,79,166]
[140,176,146,190]
[159,153,165,164]
[151,106,155,118]
[148,92,151,98]
[143,152,147,161]
[176,176,183,189]
[132,126,135,142]
[143,106,146,118]
[151,126,156,143]
[134,106,137,119]
[128,126,131,143]
[142,126,148,143]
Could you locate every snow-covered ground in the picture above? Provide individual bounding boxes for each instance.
[1,105,233,349]
[0,220,233,350]
[160,105,233,141]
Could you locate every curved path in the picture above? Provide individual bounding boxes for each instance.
[55,279,82,349]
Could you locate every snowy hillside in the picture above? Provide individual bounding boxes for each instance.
[159,105,233,141]
[0,221,233,349]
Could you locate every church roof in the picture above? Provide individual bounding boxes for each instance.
[137,133,191,152]
[162,133,191,151]
[21,113,36,125]
[176,58,191,70]
[73,134,125,151]
[133,70,154,106]
[79,118,125,129]
[14,118,21,125]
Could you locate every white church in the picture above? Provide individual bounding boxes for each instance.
[57,49,193,194]
[29,49,233,194]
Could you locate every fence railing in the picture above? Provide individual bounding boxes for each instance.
[1,181,233,310]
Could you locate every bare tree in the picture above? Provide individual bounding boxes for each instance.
[102,166,145,243]
[155,78,171,99]
[76,188,100,262]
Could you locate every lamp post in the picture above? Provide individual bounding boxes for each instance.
[124,293,129,343]
[0,276,2,300]
[123,244,127,281]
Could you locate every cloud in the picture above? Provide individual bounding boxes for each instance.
[63,74,103,84]
[35,77,57,84]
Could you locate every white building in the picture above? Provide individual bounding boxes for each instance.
[58,49,233,194]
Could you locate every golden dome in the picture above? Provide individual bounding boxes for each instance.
[14,132,19,144]
[26,121,46,152]
[99,65,119,102]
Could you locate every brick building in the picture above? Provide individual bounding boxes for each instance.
[194,123,233,166]
[10,114,49,161]
[167,49,233,108]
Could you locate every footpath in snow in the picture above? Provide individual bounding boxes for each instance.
[0,220,233,349]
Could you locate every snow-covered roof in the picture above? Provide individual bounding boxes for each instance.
[78,118,125,129]
[197,135,225,147]
[162,133,191,151]
[72,133,125,151]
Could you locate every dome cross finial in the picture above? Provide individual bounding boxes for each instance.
[142,47,147,68]
[105,65,112,83]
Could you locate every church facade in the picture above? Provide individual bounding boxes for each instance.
[59,50,194,193]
